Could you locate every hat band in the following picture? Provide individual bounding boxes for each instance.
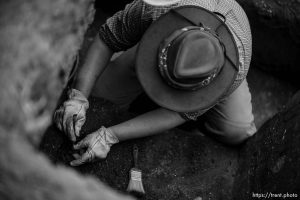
[158,27,222,91]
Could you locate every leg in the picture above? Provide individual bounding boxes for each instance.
[202,79,257,145]
[91,45,143,110]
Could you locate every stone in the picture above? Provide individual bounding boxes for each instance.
[0,0,94,143]
[236,0,300,85]
[247,67,298,128]
[0,1,134,200]
[232,91,300,199]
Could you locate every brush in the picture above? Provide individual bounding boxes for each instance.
[127,144,145,195]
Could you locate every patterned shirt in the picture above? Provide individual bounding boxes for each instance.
[99,0,252,120]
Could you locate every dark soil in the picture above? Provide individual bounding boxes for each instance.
[40,97,239,200]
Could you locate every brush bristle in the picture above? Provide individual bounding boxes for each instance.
[127,168,145,194]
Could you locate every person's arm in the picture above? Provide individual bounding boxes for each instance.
[70,108,187,166]
[74,36,113,97]
[53,36,113,141]
[110,108,186,141]
[55,0,151,142]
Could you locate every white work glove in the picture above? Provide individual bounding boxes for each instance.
[70,126,119,166]
[54,89,89,142]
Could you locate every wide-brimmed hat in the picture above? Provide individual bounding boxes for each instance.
[135,6,239,112]
[142,0,181,6]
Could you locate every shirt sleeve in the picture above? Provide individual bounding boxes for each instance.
[98,0,151,52]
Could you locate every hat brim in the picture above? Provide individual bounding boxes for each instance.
[136,6,239,112]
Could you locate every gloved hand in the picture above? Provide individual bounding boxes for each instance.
[54,89,89,142]
[70,126,119,166]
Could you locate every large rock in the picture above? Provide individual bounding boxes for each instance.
[0,1,133,200]
[237,0,300,85]
[0,0,94,143]
[247,67,298,128]
[233,91,300,199]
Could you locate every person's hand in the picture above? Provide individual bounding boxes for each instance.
[54,89,89,142]
[70,126,119,166]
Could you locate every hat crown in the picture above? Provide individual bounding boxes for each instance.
[159,27,225,90]
[171,29,224,79]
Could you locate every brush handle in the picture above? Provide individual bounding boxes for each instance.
[133,144,138,168]
[73,114,77,132]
